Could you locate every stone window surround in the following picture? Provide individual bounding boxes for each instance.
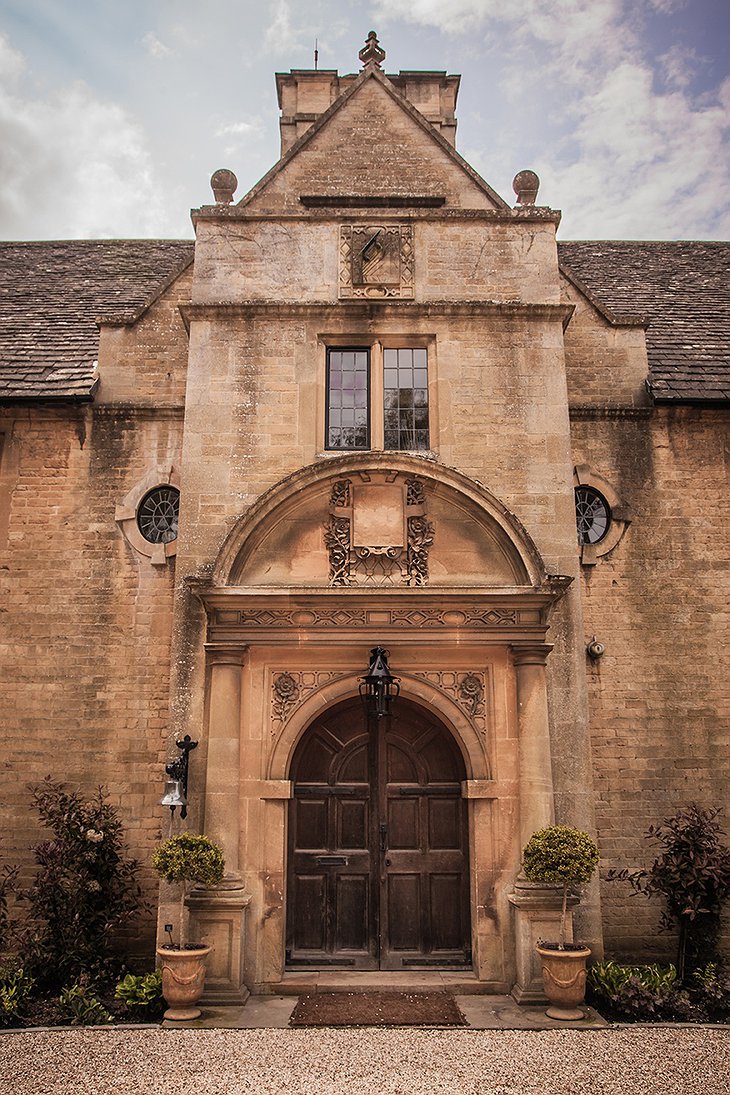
[115,464,180,565]
[573,463,631,565]
[317,335,437,457]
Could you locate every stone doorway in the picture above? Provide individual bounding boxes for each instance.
[286,697,471,971]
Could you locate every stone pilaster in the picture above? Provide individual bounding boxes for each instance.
[187,645,250,1004]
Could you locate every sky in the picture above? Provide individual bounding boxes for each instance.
[0,0,728,241]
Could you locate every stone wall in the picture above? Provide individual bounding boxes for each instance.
[571,406,730,960]
[0,401,183,956]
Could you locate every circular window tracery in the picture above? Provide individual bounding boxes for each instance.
[575,486,611,545]
[137,486,180,544]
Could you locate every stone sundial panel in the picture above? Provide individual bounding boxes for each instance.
[339,224,414,299]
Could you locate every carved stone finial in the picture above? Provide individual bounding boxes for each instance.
[512,169,540,207]
[359,30,385,70]
[210,168,238,205]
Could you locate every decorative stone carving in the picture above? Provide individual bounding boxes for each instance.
[406,515,434,586]
[324,473,434,587]
[271,670,348,731]
[414,670,488,734]
[339,224,414,299]
[272,672,300,722]
[214,605,522,631]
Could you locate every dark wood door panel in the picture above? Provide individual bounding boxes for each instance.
[287,698,471,970]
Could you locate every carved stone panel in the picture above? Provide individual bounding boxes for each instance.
[339,224,414,299]
[414,671,488,736]
[324,472,434,587]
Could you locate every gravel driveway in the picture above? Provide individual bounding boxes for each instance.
[1,1027,728,1095]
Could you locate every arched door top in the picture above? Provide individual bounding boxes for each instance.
[212,453,547,588]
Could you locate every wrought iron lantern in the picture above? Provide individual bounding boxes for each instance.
[159,735,197,819]
[359,647,400,719]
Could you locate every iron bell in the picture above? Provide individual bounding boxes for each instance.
[159,778,187,811]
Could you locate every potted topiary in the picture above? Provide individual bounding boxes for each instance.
[152,833,224,1020]
[522,824,599,1019]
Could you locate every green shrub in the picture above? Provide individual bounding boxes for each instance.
[114,971,164,1018]
[0,865,19,954]
[58,981,113,1026]
[153,833,224,947]
[152,834,225,888]
[691,962,730,1021]
[607,804,730,979]
[587,960,681,1020]
[0,965,35,1027]
[17,779,144,989]
[523,825,599,947]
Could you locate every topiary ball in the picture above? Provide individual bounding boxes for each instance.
[522,825,599,886]
[152,833,225,887]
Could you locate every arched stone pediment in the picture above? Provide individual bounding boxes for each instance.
[214,454,546,589]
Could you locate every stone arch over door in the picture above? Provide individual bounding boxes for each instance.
[212,451,547,589]
[286,695,472,970]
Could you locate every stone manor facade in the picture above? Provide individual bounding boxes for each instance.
[1,34,728,1000]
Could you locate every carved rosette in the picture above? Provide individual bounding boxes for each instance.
[272,672,300,723]
[414,670,488,734]
[271,670,347,732]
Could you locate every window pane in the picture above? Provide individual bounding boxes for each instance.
[383,349,429,451]
[327,348,370,450]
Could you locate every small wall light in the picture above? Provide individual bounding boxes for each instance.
[359,646,400,719]
[160,735,198,819]
[586,637,606,660]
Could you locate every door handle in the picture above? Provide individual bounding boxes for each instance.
[379,822,387,854]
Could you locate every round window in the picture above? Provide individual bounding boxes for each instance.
[137,486,180,544]
[575,486,611,545]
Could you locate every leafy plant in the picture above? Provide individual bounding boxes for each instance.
[587,960,683,1021]
[690,962,730,1021]
[114,970,164,1018]
[607,804,730,979]
[17,778,144,989]
[0,964,35,1027]
[152,833,224,948]
[522,825,599,948]
[58,980,113,1026]
[0,864,19,954]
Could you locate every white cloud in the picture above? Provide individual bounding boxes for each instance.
[0,34,175,238]
[373,0,730,238]
[264,0,312,56]
[142,32,173,59]
[214,117,264,158]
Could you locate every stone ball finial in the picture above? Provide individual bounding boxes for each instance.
[512,170,540,206]
[210,168,238,205]
[359,30,386,69]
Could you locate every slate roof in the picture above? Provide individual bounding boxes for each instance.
[0,240,194,400]
[0,238,727,404]
[559,240,730,403]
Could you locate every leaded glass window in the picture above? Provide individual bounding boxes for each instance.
[137,486,180,544]
[326,348,370,450]
[575,486,611,545]
[383,348,429,451]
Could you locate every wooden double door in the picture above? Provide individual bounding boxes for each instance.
[286,698,471,969]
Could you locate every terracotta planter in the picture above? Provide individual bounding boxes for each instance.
[536,944,591,1020]
[156,944,211,1020]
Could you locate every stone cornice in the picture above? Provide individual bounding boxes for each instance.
[192,206,561,224]
[190,583,572,646]
[180,300,574,325]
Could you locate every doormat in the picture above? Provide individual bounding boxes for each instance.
[289,991,467,1027]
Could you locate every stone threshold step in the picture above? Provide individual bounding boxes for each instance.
[257,971,493,996]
